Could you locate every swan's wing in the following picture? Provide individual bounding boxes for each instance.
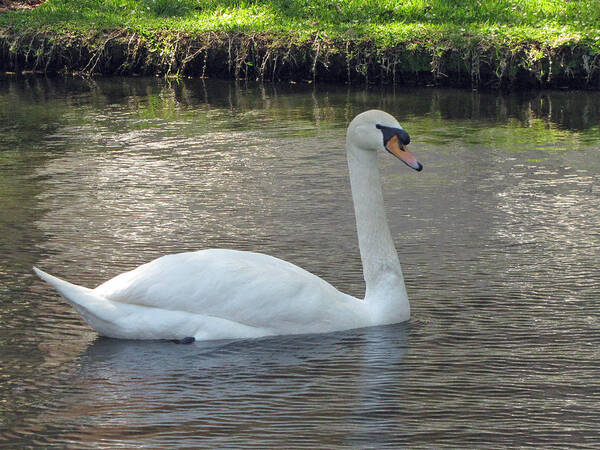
[35,266,273,340]
[94,249,367,334]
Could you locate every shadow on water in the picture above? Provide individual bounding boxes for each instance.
[81,322,409,380]
[6,324,410,447]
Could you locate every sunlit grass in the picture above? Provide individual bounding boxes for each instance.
[1,0,598,85]
[1,0,599,50]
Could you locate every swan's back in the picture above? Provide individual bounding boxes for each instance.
[94,249,368,335]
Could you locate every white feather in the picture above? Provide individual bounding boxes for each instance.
[34,110,419,341]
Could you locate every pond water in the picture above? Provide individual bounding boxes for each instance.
[1,77,599,447]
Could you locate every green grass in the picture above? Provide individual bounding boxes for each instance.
[1,0,599,86]
[2,0,599,48]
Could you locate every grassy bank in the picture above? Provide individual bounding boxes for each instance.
[1,0,600,88]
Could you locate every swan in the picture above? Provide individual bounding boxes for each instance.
[33,110,422,342]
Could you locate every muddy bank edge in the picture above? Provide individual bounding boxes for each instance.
[1,29,599,89]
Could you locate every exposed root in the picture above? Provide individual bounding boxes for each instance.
[80,28,127,75]
[1,29,598,89]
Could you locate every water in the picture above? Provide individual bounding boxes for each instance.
[1,77,599,447]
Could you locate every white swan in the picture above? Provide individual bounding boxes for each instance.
[34,110,422,342]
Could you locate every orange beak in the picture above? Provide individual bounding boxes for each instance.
[385,134,423,171]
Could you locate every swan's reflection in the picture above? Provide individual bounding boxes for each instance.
[63,324,409,446]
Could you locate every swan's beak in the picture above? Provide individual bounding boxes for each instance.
[385,134,423,171]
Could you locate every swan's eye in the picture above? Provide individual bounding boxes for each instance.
[386,134,405,152]
[376,124,410,148]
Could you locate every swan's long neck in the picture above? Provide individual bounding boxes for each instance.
[347,143,410,323]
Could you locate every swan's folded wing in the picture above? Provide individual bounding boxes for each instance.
[93,249,368,335]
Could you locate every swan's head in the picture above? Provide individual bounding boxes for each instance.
[347,110,423,171]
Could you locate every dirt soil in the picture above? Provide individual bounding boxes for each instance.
[0,0,46,11]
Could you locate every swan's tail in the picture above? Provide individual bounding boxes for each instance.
[33,267,203,340]
[34,267,94,306]
[33,267,126,337]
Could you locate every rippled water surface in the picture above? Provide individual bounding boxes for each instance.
[1,77,599,447]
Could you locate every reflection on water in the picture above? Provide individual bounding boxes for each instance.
[1,77,599,447]
[25,325,408,447]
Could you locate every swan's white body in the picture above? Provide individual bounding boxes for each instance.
[34,110,421,341]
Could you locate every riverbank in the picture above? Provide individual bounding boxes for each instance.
[1,0,599,88]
